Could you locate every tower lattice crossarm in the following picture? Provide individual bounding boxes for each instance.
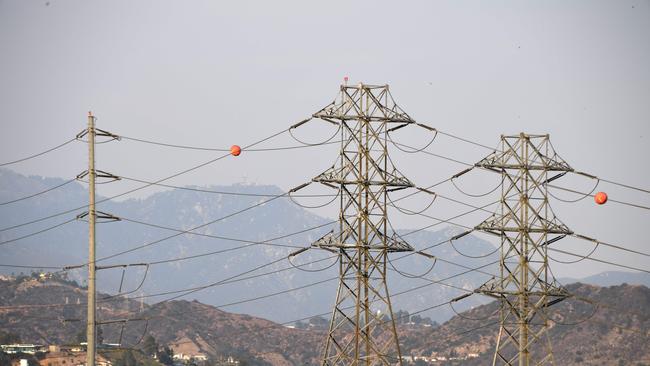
[472,133,575,366]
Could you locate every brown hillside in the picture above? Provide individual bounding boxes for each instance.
[2,276,650,365]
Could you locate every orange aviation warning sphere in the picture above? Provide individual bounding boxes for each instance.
[594,192,608,205]
[230,145,241,156]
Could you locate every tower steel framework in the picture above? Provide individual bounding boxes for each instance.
[308,83,418,366]
[474,133,573,366]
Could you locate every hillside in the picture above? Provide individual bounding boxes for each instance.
[0,275,323,365]
[400,283,650,365]
[2,276,650,365]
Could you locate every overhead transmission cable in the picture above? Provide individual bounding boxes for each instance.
[427,126,650,195]
[0,217,77,247]
[548,184,650,211]
[387,137,650,260]
[0,126,293,233]
[67,158,492,267]
[4,199,510,311]
[391,188,650,270]
[120,134,341,152]
[0,137,77,167]
[547,247,650,274]
[119,176,337,198]
[0,178,77,206]
[107,254,503,325]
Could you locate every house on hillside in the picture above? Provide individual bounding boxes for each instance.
[1,344,47,355]
[37,351,111,366]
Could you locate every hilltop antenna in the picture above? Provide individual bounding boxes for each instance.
[472,133,573,365]
[291,83,436,365]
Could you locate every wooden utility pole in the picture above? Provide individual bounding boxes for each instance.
[86,111,97,366]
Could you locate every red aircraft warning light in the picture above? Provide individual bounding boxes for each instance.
[594,192,608,205]
[230,145,241,157]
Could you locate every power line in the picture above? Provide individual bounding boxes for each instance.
[0,181,489,271]
[570,234,650,258]
[0,254,338,311]
[547,247,650,274]
[121,202,504,303]
[119,175,336,198]
[106,255,501,327]
[0,138,77,167]
[597,176,650,195]
[435,128,499,152]
[121,134,340,151]
[0,178,77,206]
[1,203,505,312]
[548,184,650,211]
[121,219,335,265]
[393,190,650,261]
[0,127,292,233]
[392,193,650,273]
[0,263,61,269]
[0,218,77,246]
[62,161,496,267]
[424,127,650,196]
[93,188,296,263]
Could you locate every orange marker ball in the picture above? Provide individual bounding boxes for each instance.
[230,145,241,156]
[594,192,608,205]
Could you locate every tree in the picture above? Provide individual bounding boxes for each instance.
[308,316,328,328]
[76,329,85,344]
[157,346,174,366]
[115,350,138,366]
[0,330,21,343]
[124,350,137,366]
[142,335,158,356]
[394,310,410,324]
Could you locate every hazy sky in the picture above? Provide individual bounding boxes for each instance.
[0,0,648,278]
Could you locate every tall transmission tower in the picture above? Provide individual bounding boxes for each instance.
[303,83,425,366]
[473,133,573,366]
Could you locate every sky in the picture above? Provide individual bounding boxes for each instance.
[0,0,648,279]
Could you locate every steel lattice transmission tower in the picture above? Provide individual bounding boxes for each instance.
[474,133,573,366]
[308,83,419,366]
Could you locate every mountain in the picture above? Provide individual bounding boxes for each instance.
[560,271,650,288]
[0,168,498,324]
[400,283,650,365]
[0,275,321,365]
[2,276,649,365]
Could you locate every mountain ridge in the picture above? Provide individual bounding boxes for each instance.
[1,275,649,365]
[1,168,646,326]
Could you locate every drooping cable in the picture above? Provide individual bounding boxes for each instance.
[546,179,600,203]
[119,176,337,198]
[0,138,77,167]
[0,178,77,206]
[121,135,341,152]
[0,217,77,247]
[0,126,292,233]
[547,247,650,274]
